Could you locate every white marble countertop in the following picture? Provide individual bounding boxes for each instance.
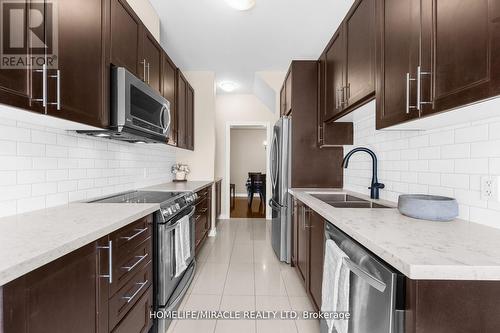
[0,203,159,286]
[290,188,500,281]
[140,180,214,193]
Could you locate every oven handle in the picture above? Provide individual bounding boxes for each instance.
[163,206,196,232]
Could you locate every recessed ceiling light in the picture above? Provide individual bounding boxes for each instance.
[219,81,238,92]
[224,0,256,11]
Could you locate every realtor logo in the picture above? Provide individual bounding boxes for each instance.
[1,0,58,69]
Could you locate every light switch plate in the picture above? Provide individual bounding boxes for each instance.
[481,176,498,201]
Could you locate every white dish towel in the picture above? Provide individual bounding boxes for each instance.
[321,239,350,333]
[174,215,191,278]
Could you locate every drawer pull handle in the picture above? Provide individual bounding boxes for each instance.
[121,253,148,272]
[195,214,202,221]
[199,208,208,214]
[120,227,148,241]
[122,280,148,303]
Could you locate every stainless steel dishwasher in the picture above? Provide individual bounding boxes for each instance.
[321,222,406,333]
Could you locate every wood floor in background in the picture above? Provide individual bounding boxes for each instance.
[230,197,266,218]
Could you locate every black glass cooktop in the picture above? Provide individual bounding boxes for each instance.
[90,191,184,204]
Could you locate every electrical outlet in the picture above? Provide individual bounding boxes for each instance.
[481,176,498,201]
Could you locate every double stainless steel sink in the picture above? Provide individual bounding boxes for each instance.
[309,193,391,209]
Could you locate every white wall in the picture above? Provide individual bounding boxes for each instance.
[344,100,500,229]
[230,128,267,194]
[176,71,216,181]
[0,112,175,218]
[126,0,161,41]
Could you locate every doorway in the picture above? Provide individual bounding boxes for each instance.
[225,123,271,219]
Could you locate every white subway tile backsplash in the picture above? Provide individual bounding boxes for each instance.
[344,109,500,229]
[0,114,176,218]
[455,124,489,143]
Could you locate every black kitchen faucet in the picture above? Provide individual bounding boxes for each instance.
[342,147,385,200]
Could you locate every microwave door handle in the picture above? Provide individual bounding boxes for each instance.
[342,257,387,292]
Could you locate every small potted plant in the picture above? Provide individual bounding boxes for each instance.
[171,163,190,181]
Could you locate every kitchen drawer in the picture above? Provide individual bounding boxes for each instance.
[196,187,209,200]
[109,261,152,329]
[111,215,152,261]
[111,237,152,295]
[111,286,153,333]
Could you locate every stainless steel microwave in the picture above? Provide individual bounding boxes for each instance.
[111,66,171,143]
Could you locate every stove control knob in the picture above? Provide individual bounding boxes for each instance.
[175,203,181,210]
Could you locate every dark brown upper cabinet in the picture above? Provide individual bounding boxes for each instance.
[376,0,500,129]
[186,83,195,150]
[421,0,500,117]
[110,0,142,77]
[176,70,187,149]
[46,0,108,127]
[141,28,162,93]
[323,31,345,122]
[322,0,376,123]
[0,1,30,111]
[280,70,292,116]
[280,61,346,188]
[162,52,177,146]
[375,0,420,129]
[110,0,161,92]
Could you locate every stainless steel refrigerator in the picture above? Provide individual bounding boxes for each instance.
[269,117,292,263]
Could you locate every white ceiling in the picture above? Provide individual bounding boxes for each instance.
[149,0,354,94]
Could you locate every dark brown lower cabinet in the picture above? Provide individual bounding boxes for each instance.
[406,279,500,333]
[194,185,212,253]
[292,199,325,311]
[0,215,153,333]
[215,179,222,220]
[308,210,325,311]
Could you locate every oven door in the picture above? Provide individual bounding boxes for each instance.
[157,205,196,308]
[112,67,171,140]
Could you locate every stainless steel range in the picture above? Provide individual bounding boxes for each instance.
[91,190,199,333]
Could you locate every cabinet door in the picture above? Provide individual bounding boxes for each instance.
[0,1,31,110]
[285,71,292,115]
[308,210,325,311]
[324,31,345,122]
[186,83,195,150]
[162,53,177,146]
[2,239,107,333]
[142,28,162,93]
[176,71,187,149]
[421,0,500,116]
[280,85,286,116]
[296,202,309,286]
[344,0,376,108]
[47,0,107,127]
[110,0,142,77]
[375,0,421,129]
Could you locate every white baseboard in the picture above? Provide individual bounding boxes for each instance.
[209,228,217,237]
[235,193,264,198]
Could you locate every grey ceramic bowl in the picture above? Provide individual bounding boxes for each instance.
[398,194,459,222]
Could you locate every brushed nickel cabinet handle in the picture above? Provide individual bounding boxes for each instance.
[120,227,148,241]
[406,73,417,114]
[141,59,147,81]
[48,70,61,110]
[122,280,148,303]
[121,253,148,272]
[33,64,48,109]
[417,66,432,110]
[98,240,113,284]
[146,63,150,84]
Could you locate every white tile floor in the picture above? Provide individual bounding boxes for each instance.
[167,218,320,333]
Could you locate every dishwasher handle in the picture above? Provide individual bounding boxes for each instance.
[343,257,387,293]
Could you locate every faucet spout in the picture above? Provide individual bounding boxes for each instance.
[342,147,385,200]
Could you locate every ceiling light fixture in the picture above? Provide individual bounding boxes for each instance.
[224,0,256,11]
[219,81,238,92]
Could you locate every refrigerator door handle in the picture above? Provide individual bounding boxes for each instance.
[269,199,285,210]
[270,131,279,190]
